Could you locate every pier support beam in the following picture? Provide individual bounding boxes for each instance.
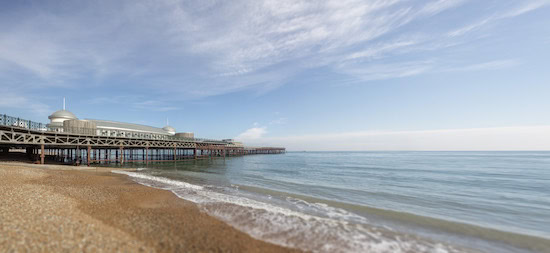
[78,147,82,165]
[40,144,45,164]
[119,147,124,165]
[87,146,91,166]
[76,146,81,165]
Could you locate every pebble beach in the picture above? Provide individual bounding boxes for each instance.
[0,163,298,252]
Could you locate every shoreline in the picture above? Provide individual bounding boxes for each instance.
[3,160,549,253]
[0,162,299,252]
[117,167,550,253]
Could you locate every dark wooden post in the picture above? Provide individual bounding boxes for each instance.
[87,146,91,166]
[40,144,45,164]
[76,146,80,165]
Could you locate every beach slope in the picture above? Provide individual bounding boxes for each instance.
[0,163,298,252]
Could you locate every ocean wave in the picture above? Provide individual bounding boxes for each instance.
[113,170,467,253]
[112,170,203,190]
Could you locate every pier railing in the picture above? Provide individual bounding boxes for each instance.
[0,113,228,144]
[0,114,47,131]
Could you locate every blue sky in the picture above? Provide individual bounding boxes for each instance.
[1,0,550,150]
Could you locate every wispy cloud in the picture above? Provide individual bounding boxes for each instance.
[336,58,519,83]
[132,100,180,112]
[269,117,288,125]
[344,39,421,61]
[237,118,286,141]
[417,0,468,16]
[86,96,180,112]
[0,0,546,104]
[338,60,435,82]
[447,17,493,37]
[501,0,550,18]
[448,1,550,37]
[235,126,268,141]
[444,60,520,72]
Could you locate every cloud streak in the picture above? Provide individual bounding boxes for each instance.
[448,1,550,37]
[444,60,521,72]
[235,126,268,141]
[0,0,547,108]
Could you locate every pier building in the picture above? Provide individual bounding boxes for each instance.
[47,106,181,139]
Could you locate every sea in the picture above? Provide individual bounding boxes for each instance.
[110,151,550,253]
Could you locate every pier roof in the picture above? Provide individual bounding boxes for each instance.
[48,110,77,120]
[85,119,171,135]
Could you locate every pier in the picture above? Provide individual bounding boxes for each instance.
[0,114,285,165]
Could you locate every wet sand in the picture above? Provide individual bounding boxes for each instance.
[0,162,300,252]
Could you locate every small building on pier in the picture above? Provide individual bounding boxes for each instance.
[47,108,191,139]
[47,109,78,131]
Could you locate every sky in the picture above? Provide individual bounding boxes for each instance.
[1,0,550,150]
